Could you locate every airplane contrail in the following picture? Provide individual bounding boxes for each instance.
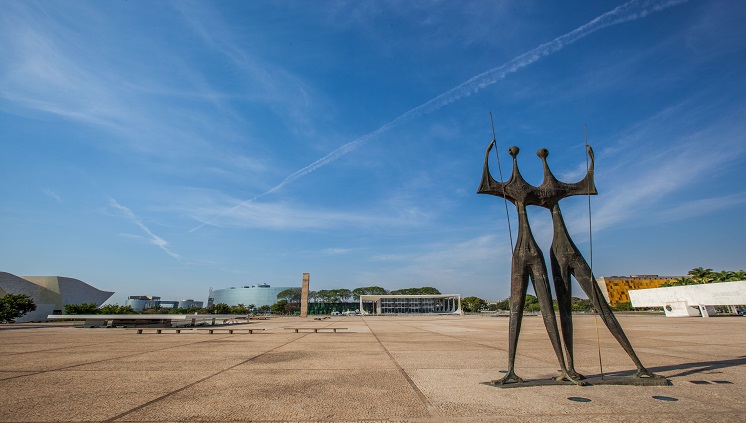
[190,0,687,233]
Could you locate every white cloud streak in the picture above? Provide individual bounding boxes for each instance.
[109,198,181,260]
[178,189,428,231]
[191,0,688,232]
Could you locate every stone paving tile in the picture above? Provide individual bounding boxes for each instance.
[380,340,494,351]
[0,370,214,422]
[409,368,739,419]
[391,350,512,370]
[233,349,398,370]
[0,350,141,372]
[0,315,743,422]
[0,371,34,381]
[278,340,382,351]
[117,369,431,422]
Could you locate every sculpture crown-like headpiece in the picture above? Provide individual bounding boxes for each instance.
[477,141,596,207]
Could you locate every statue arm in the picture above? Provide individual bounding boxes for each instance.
[563,144,597,197]
[477,140,509,197]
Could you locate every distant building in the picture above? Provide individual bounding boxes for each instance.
[0,272,114,322]
[178,299,203,309]
[359,294,462,315]
[210,284,296,308]
[125,295,203,311]
[597,275,681,306]
[125,295,161,311]
[629,281,746,317]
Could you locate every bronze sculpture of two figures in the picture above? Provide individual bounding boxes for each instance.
[478,140,664,386]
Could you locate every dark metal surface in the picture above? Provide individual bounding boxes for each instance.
[478,141,666,385]
[477,142,582,386]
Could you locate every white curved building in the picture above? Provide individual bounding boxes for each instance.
[0,272,114,322]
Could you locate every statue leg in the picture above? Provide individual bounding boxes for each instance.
[495,264,528,385]
[573,262,663,379]
[530,266,584,385]
[550,250,582,379]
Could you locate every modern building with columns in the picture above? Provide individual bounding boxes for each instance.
[359,294,461,315]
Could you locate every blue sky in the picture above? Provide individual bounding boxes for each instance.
[2,0,745,304]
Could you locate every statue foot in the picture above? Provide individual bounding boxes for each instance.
[634,368,665,379]
[494,371,524,385]
[566,369,586,380]
[554,370,588,386]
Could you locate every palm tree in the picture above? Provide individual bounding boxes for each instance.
[688,267,713,279]
[672,276,693,286]
[688,267,714,284]
[714,270,733,282]
[730,270,746,281]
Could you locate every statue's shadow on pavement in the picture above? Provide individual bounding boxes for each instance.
[482,356,746,388]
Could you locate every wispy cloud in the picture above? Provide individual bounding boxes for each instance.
[362,235,512,296]
[655,192,746,222]
[191,0,688,232]
[109,198,181,260]
[560,104,746,236]
[0,2,272,184]
[178,189,429,231]
[42,188,62,203]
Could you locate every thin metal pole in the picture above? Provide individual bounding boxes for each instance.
[490,112,513,250]
[585,123,604,379]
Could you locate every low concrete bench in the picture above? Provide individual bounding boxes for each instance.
[195,328,265,334]
[284,327,347,333]
[126,328,185,334]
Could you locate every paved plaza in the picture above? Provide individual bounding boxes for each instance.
[1,314,744,422]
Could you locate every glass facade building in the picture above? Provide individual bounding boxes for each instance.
[210,284,296,308]
[360,294,461,315]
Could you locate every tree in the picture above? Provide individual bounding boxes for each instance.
[276,288,302,303]
[570,297,593,312]
[336,289,352,302]
[493,298,510,311]
[271,300,288,314]
[731,270,746,281]
[210,303,231,314]
[65,303,99,314]
[523,294,539,311]
[714,270,734,282]
[461,296,487,312]
[316,290,336,303]
[352,286,388,300]
[0,294,37,323]
[613,301,634,311]
[284,302,300,314]
[688,267,714,284]
[389,287,442,295]
[98,304,135,314]
[258,305,271,313]
[230,304,249,314]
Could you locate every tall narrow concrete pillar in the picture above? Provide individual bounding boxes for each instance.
[300,273,310,318]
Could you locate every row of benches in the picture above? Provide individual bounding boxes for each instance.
[127,327,348,335]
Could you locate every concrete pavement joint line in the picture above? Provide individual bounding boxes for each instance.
[0,342,103,356]
[0,334,237,382]
[362,317,442,418]
[393,321,500,350]
[104,332,315,423]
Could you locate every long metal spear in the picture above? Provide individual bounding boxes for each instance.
[585,123,604,379]
[490,112,513,250]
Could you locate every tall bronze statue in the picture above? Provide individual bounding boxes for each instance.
[477,141,582,385]
[479,140,663,385]
[536,147,661,380]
